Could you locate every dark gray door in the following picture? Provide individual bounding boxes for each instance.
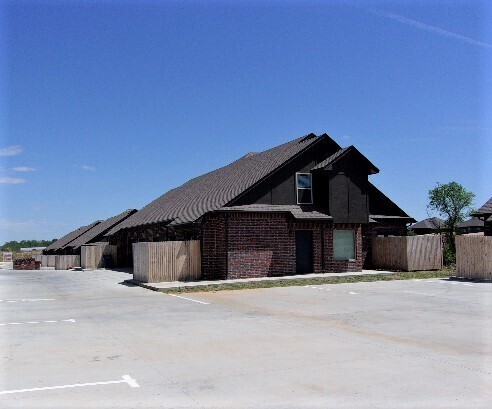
[296,230,313,274]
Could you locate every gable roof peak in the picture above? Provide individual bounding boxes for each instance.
[311,145,379,174]
[472,196,492,217]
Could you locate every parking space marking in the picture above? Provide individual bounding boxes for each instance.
[305,286,331,291]
[416,280,474,287]
[305,286,358,294]
[0,319,75,326]
[0,374,139,395]
[403,291,435,297]
[0,298,55,303]
[167,294,210,305]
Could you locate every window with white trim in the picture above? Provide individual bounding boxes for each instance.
[334,230,356,260]
[296,173,313,204]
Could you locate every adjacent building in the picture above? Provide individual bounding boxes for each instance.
[44,209,137,255]
[456,217,485,235]
[408,217,447,235]
[472,197,492,236]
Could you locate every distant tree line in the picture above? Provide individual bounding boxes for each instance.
[0,239,57,252]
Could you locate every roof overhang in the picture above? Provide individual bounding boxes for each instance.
[216,205,333,221]
[370,215,416,224]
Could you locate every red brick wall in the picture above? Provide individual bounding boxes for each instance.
[201,212,365,279]
[227,213,295,278]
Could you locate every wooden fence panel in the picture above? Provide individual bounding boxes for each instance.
[406,235,443,271]
[41,255,57,267]
[371,237,407,270]
[456,236,492,279]
[55,255,81,270]
[372,235,442,271]
[81,244,117,269]
[133,241,201,283]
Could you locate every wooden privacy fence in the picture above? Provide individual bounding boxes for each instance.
[41,255,56,267]
[372,235,443,271]
[456,235,492,279]
[81,244,117,269]
[133,241,201,283]
[55,255,81,270]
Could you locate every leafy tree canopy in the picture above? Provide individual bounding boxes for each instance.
[428,181,475,231]
[0,239,57,252]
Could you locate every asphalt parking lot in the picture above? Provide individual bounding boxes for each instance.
[1,269,491,408]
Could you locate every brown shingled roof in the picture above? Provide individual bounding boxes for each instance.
[409,217,447,231]
[108,133,336,235]
[456,217,484,229]
[64,209,137,250]
[44,221,102,252]
[472,197,492,217]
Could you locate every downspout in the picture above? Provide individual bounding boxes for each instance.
[321,224,325,272]
[225,213,229,278]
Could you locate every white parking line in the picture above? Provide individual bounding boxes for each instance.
[0,374,139,395]
[305,286,331,291]
[348,292,359,295]
[419,280,474,287]
[167,294,210,305]
[404,291,435,297]
[0,319,75,326]
[0,299,55,303]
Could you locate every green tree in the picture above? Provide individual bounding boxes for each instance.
[0,239,57,252]
[428,181,475,263]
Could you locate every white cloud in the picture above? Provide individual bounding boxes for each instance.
[81,165,96,171]
[0,176,26,184]
[0,145,23,156]
[0,219,33,230]
[375,10,492,49]
[11,166,36,172]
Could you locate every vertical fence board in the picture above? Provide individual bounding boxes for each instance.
[55,255,81,270]
[406,235,443,271]
[456,236,492,280]
[41,255,56,267]
[81,244,118,269]
[132,241,201,283]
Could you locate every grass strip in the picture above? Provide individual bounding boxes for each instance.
[142,269,454,294]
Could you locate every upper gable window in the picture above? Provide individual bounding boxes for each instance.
[296,173,313,204]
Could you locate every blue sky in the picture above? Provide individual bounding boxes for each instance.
[0,0,491,242]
